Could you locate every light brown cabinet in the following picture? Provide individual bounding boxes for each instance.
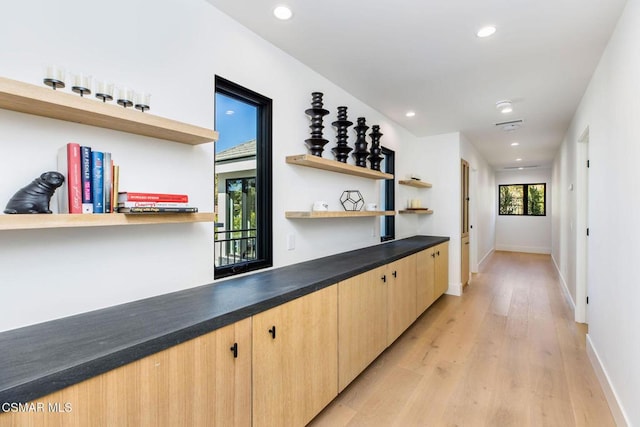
[434,242,450,298]
[0,318,252,427]
[2,242,449,427]
[337,254,418,392]
[416,242,450,314]
[416,248,437,313]
[386,255,418,344]
[252,285,338,427]
[338,265,388,391]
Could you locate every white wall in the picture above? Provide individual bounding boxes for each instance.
[553,1,639,424]
[0,0,423,332]
[460,133,496,270]
[495,169,552,254]
[404,132,495,295]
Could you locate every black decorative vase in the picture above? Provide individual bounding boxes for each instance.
[368,125,384,171]
[331,106,353,163]
[352,117,369,168]
[304,92,330,156]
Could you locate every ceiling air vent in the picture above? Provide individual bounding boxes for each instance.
[504,165,539,170]
[495,119,524,132]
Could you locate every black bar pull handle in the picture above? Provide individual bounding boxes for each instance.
[381,275,387,283]
[431,252,436,258]
[269,326,276,339]
[392,270,397,278]
[230,342,238,358]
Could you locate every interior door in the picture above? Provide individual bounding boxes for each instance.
[461,159,470,288]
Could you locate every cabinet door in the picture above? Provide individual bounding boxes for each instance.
[461,235,470,287]
[338,265,388,391]
[434,242,449,298]
[0,318,252,427]
[416,248,436,314]
[386,255,417,344]
[252,285,338,427]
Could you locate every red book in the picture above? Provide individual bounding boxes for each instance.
[57,143,83,214]
[117,192,189,203]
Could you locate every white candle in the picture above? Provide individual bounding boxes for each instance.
[45,65,65,82]
[134,92,151,107]
[95,80,114,96]
[73,73,91,89]
[117,87,132,101]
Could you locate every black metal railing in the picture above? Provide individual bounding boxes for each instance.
[214,228,257,267]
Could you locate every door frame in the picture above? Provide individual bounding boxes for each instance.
[575,127,589,323]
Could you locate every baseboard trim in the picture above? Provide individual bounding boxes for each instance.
[551,254,576,312]
[586,335,629,426]
[494,244,550,254]
[478,248,494,269]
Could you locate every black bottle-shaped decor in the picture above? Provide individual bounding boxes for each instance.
[331,106,353,163]
[304,92,330,156]
[368,125,384,171]
[352,117,369,168]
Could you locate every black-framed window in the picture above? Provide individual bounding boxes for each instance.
[380,147,395,241]
[214,76,272,278]
[499,183,546,216]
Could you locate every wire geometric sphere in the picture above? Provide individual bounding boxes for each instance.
[340,190,364,211]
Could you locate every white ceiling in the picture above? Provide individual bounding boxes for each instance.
[205,0,627,170]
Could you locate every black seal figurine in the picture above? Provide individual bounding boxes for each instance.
[4,171,65,214]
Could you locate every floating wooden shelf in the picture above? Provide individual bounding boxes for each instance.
[398,209,434,215]
[286,154,393,180]
[0,77,218,145]
[286,210,395,219]
[0,213,215,230]
[399,179,432,188]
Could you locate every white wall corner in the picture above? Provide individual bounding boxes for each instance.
[445,282,463,297]
[551,254,576,313]
[478,247,495,269]
[586,335,630,427]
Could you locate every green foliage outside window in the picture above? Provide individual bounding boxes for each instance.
[499,183,546,216]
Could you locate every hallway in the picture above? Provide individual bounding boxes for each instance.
[310,251,615,426]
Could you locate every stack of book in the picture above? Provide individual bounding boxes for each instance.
[117,192,198,214]
[57,142,119,214]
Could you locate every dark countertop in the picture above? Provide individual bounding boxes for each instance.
[0,235,448,403]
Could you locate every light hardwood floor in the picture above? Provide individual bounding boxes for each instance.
[309,251,615,427]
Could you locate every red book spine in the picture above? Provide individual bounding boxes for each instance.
[118,193,189,203]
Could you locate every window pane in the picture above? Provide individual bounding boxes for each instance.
[215,93,258,269]
[214,77,272,278]
[527,184,545,215]
[499,185,524,215]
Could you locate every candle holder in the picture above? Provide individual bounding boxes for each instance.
[304,92,330,157]
[116,87,133,108]
[43,65,65,90]
[71,73,92,97]
[351,117,369,168]
[331,106,353,163]
[134,92,151,112]
[368,125,383,171]
[95,81,114,103]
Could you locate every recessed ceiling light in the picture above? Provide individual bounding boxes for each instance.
[518,167,524,170]
[516,158,522,162]
[273,5,293,20]
[511,142,520,146]
[496,100,513,114]
[405,111,416,118]
[225,110,235,115]
[477,26,496,38]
